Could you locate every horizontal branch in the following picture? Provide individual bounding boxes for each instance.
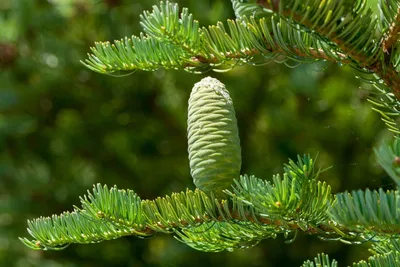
[26,199,394,251]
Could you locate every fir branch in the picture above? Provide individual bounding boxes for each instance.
[254,0,400,99]
[82,1,352,75]
[19,176,400,253]
[232,0,400,135]
[22,154,400,252]
[253,0,378,63]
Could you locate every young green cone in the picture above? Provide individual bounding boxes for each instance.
[187,77,241,196]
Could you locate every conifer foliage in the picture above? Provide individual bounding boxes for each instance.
[21,1,400,266]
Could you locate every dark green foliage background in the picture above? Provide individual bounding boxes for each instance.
[0,0,392,266]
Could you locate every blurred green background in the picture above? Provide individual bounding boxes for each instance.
[0,0,394,266]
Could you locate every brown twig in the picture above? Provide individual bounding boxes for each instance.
[187,45,351,71]
[382,7,400,54]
